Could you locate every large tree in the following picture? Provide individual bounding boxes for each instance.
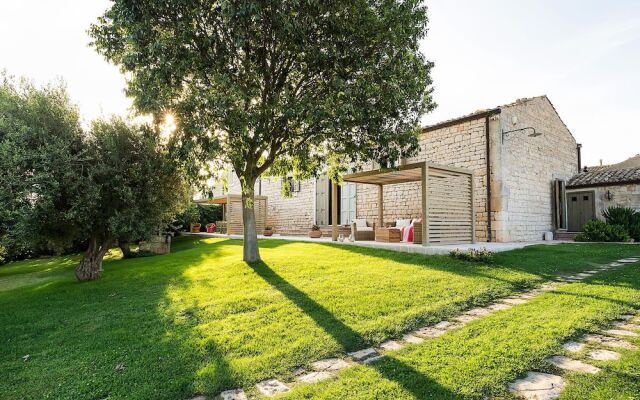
[90,0,435,262]
[0,76,189,280]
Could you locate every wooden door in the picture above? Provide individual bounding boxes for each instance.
[315,176,329,225]
[567,191,595,232]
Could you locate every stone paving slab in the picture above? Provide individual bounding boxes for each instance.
[503,298,529,305]
[488,303,513,311]
[466,307,493,316]
[414,326,447,338]
[583,334,638,350]
[588,349,621,361]
[604,329,639,337]
[547,355,600,374]
[619,315,635,321]
[380,340,404,351]
[219,389,247,400]
[256,379,290,396]
[614,322,640,331]
[562,341,585,352]
[617,259,638,263]
[362,355,384,364]
[311,358,350,372]
[348,348,379,362]
[508,372,565,400]
[402,333,424,344]
[296,371,333,384]
[454,314,481,323]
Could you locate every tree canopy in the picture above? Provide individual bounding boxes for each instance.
[0,76,189,279]
[90,0,435,261]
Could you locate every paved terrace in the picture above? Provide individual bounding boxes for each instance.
[182,232,569,255]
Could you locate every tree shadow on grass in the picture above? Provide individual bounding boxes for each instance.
[248,260,460,399]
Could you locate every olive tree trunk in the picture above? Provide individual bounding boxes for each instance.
[118,239,132,259]
[75,235,112,281]
[242,186,261,263]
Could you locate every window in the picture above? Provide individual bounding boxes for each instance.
[285,177,301,193]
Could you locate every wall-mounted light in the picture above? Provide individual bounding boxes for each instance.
[605,190,614,201]
[502,127,543,143]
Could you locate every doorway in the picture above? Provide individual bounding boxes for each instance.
[567,190,595,231]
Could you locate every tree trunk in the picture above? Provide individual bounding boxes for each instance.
[75,235,112,282]
[242,185,261,263]
[119,240,132,259]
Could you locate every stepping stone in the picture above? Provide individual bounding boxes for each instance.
[362,355,384,364]
[434,321,460,330]
[617,259,638,263]
[604,329,639,337]
[488,303,513,311]
[610,263,623,267]
[539,284,557,291]
[547,356,600,374]
[466,307,493,316]
[614,322,640,331]
[379,340,404,351]
[311,358,350,372]
[402,334,424,344]
[190,396,207,400]
[256,379,289,397]
[454,314,481,323]
[518,293,538,299]
[576,273,592,277]
[619,315,634,321]
[296,371,333,384]
[219,389,247,400]
[503,298,528,305]
[586,270,599,274]
[414,326,447,338]
[584,334,638,350]
[348,348,380,363]
[562,341,585,352]
[508,371,565,400]
[588,349,621,361]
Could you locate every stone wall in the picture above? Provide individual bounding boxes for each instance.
[356,117,491,241]
[259,177,315,235]
[570,184,640,220]
[497,97,578,241]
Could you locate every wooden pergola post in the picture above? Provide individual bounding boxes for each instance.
[331,181,338,241]
[421,163,429,246]
[378,184,384,228]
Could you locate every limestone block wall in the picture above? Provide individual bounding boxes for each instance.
[356,117,490,241]
[570,184,640,220]
[497,97,578,241]
[259,177,315,235]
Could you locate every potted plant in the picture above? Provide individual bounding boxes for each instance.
[206,223,216,233]
[308,225,322,238]
[263,226,274,237]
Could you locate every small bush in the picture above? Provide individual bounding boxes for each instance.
[450,248,495,263]
[574,219,630,242]
[602,206,640,241]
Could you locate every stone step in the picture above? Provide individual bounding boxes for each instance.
[546,356,600,374]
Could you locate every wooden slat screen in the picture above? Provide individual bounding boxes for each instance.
[427,168,474,244]
[226,196,268,235]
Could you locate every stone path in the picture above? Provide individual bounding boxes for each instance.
[507,256,640,400]
[196,256,639,400]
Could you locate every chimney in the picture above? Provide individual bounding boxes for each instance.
[599,159,603,166]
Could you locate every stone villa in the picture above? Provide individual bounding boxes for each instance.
[213,95,586,243]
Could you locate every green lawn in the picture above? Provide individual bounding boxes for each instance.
[0,237,638,399]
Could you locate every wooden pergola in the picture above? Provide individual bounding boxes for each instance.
[333,162,475,245]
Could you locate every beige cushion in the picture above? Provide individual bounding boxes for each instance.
[354,218,368,230]
[396,219,412,228]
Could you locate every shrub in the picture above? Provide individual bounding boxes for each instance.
[449,248,495,263]
[602,206,640,241]
[574,219,630,242]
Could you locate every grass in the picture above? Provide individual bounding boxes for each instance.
[283,265,640,399]
[0,237,638,399]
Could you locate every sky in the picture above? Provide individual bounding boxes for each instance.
[1,1,639,166]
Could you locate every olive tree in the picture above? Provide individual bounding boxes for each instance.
[0,76,189,280]
[90,0,435,262]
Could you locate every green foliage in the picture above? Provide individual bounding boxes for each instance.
[574,219,630,242]
[0,238,638,398]
[174,204,223,232]
[602,206,640,241]
[90,0,436,260]
[449,248,495,263]
[0,75,190,275]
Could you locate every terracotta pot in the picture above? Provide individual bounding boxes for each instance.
[206,223,216,233]
[308,230,322,238]
[263,229,274,237]
[190,223,201,233]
